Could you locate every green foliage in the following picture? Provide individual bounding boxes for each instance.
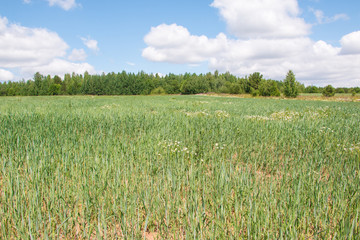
[53,75,62,85]
[352,89,356,96]
[336,88,345,94]
[250,87,259,97]
[305,85,319,93]
[180,80,195,95]
[283,70,299,98]
[180,76,209,95]
[48,83,61,95]
[297,82,306,93]
[1,70,358,98]
[7,87,16,96]
[259,80,281,97]
[322,85,336,97]
[150,86,166,95]
[248,72,263,90]
[219,81,243,94]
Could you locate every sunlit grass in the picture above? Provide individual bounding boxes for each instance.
[0,95,359,239]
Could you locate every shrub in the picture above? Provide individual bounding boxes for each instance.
[352,89,356,96]
[48,83,61,95]
[322,85,336,97]
[250,87,259,97]
[150,87,166,95]
[259,80,281,97]
[180,79,209,95]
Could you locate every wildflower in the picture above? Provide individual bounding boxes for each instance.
[215,110,230,118]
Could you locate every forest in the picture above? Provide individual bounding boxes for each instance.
[0,70,359,97]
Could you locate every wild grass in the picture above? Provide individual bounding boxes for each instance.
[0,95,359,239]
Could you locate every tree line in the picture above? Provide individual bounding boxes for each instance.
[0,70,358,97]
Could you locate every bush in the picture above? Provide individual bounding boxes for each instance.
[48,83,61,95]
[250,87,259,97]
[180,80,195,95]
[259,80,281,97]
[322,85,336,97]
[305,85,319,93]
[180,79,209,95]
[336,88,345,94]
[150,87,166,95]
[219,82,243,94]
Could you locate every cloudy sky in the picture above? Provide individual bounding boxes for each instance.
[1,0,359,87]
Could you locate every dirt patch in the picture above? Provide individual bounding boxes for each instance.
[144,231,159,240]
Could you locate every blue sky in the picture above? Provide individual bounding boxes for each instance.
[0,0,359,87]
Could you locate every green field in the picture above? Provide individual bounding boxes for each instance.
[0,95,359,239]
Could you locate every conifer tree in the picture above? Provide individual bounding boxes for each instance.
[283,70,298,98]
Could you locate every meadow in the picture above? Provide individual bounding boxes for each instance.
[0,95,359,239]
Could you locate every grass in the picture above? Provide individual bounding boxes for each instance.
[200,92,360,102]
[0,95,359,239]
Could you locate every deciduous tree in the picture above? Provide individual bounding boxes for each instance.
[322,85,335,97]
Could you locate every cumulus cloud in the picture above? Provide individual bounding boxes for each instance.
[143,24,227,64]
[21,58,96,77]
[47,0,78,11]
[81,37,99,52]
[0,16,96,79]
[23,0,31,4]
[340,31,360,55]
[211,0,310,39]
[0,69,14,81]
[68,48,87,61]
[209,39,360,87]
[142,0,360,87]
[0,16,68,68]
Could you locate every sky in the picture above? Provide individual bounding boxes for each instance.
[0,0,360,87]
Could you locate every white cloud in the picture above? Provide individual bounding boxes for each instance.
[143,24,227,64]
[154,72,165,78]
[47,0,78,11]
[0,16,96,79]
[142,0,360,87]
[24,0,78,10]
[0,69,14,81]
[0,16,68,68]
[310,8,348,24]
[21,58,96,77]
[211,0,310,39]
[340,31,360,55]
[68,48,87,61]
[208,39,360,87]
[143,24,360,86]
[313,41,340,57]
[81,37,99,52]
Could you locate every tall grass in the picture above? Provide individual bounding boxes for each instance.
[0,95,359,239]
